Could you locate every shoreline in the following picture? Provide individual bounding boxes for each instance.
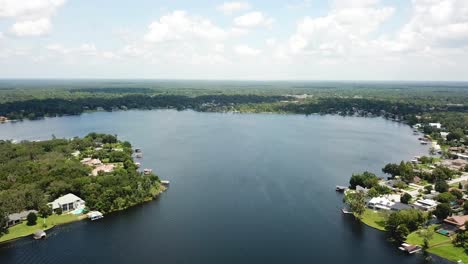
[0,183,167,244]
[342,125,467,263]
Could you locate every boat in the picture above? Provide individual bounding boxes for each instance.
[87,211,104,221]
[136,153,143,158]
[336,185,347,192]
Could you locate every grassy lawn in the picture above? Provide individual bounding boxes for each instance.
[429,244,468,263]
[406,225,467,262]
[406,226,451,247]
[0,214,83,243]
[360,209,387,231]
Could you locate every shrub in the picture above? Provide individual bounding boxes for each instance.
[27,212,37,226]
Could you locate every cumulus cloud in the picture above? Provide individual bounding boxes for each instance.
[382,0,468,52]
[11,18,51,36]
[217,1,250,15]
[46,43,119,60]
[0,0,66,36]
[233,11,273,28]
[144,10,227,43]
[234,45,261,56]
[287,0,394,56]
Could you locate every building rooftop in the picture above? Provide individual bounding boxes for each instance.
[48,193,84,210]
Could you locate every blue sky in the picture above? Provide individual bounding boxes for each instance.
[1,0,468,80]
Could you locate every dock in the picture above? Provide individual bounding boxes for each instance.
[341,208,353,214]
[87,211,104,221]
[161,180,170,186]
[336,185,348,192]
[399,243,421,254]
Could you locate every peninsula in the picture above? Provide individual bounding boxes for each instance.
[0,133,165,243]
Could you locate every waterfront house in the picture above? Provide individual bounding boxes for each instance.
[92,164,115,176]
[0,116,7,122]
[356,185,369,194]
[443,215,468,231]
[81,158,102,167]
[412,199,438,211]
[7,210,38,227]
[48,193,85,213]
[367,195,410,211]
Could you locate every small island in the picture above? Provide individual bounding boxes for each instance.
[342,121,468,263]
[0,133,165,243]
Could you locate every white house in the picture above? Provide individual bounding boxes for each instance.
[412,199,438,211]
[48,193,85,213]
[429,123,442,129]
[367,194,410,211]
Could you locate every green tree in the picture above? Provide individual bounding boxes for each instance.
[0,208,7,234]
[450,189,463,199]
[400,193,412,204]
[344,191,367,219]
[26,212,37,226]
[436,192,456,203]
[382,163,399,177]
[434,180,449,193]
[385,209,425,243]
[447,129,464,141]
[418,227,434,259]
[433,203,452,220]
[395,225,410,244]
[349,171,379,189]
[424,185,433,194]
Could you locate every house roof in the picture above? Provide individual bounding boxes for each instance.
[8,210,38,221]
[48,193,84,209]
[444,215,468,229]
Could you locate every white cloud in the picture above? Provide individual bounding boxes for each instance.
[217,1,250,15]
[144,11,227,43]
[287,0,394,55]
[234,45,261,56]
[0,0,66,36]
[233,11,273,28]
[383,0,468,52]
[46,43,119,60]
[11,18,51,36]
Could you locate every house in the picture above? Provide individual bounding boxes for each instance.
[443,215,468,231]
[81,158,102,167]
[48,193,85,213]
[7,210,38,227]
[0,116,7,122]
[356,185,369,194]
[368,195,410,211]
[440,132,449,140]
[429,123,442,129]
[412,199,438,211]
[92,164,115,176]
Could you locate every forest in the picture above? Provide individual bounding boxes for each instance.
[0,80,467,147]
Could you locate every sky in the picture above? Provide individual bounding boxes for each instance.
[0,0,468,80]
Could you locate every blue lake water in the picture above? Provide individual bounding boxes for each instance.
[0,110,448,264]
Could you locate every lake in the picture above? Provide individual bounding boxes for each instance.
[0,110,446,264]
